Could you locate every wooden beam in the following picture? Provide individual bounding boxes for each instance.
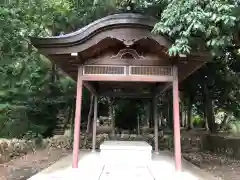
[159,83,172,94]
[178,61,206,82]
[99,91,152,98]
[83,81,98,95]
[82,75,173,82]
[156,61,207,95]
[153,83,165,95]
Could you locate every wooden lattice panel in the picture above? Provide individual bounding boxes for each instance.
[83,65,126,75]
[130,66,172,76]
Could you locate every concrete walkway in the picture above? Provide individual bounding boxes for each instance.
[28,150,218,180]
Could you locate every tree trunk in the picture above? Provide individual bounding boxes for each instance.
[108,98,113,125]
[182,108,186,128]
[137,114,140,134]
[185,106,188,128]
[187,97,193,130]
[112,107,115,135]
[86,94,94,134]
[180,102,185,128]
[65,104,73,129]
[206,99,216,132]
[204,83,216,132]
[146,101,150,127]
[51,64,57,83]
[203,106,209,130]
[167,93,173,129]
[108,98,115,135]
[149,101,154,128]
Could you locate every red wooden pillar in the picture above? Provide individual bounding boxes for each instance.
[92,95,98,152]
[153,96,159,154]
[72,68,83,168]
[172,65,182,171]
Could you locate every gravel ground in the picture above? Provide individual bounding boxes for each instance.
[184,151,240,180]
[0,148,71,180]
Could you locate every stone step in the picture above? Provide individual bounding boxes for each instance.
[100,141,152,165]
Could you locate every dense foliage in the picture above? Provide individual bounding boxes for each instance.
[0,0,239,138]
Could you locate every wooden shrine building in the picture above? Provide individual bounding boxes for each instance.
[31,13,209,172]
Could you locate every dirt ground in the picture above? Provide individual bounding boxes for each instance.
[0,148,71,180]
[184,151,240,180]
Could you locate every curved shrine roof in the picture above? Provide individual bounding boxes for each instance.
[31,13,160,45]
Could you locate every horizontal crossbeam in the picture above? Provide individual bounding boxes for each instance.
[99,91,152,98]
[81,74,173,82]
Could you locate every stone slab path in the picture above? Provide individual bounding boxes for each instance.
[99,165,154,180]
[1,148,240,180]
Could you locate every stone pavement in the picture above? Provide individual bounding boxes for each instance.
[28,150,219,180]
